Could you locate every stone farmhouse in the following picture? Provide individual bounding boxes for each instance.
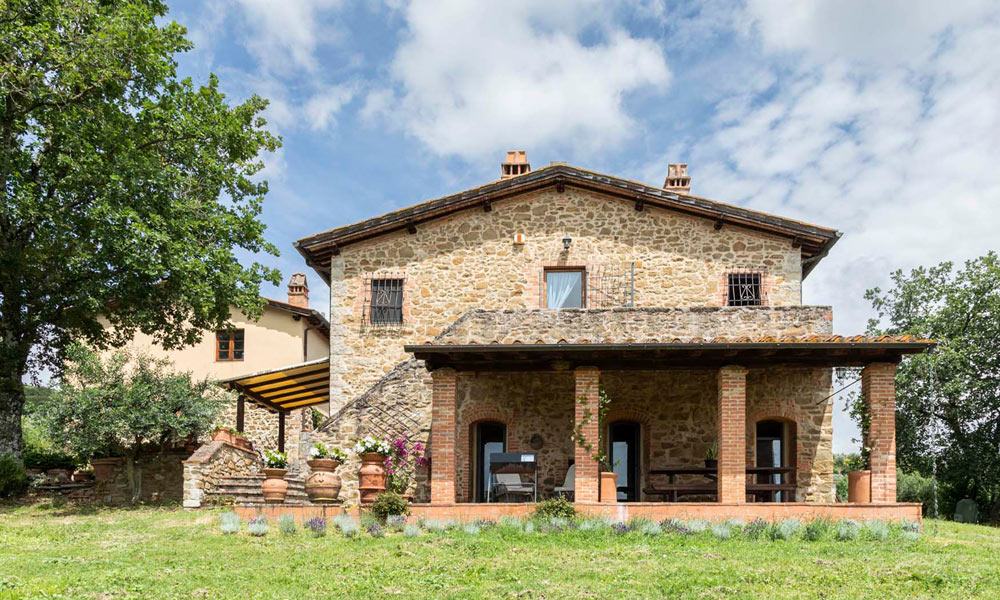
[192,152,932,522]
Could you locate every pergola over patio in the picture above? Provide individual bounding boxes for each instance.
[405,335,935,507]
[216,357,330,453]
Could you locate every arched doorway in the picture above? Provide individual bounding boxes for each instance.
[755,419,795,502]
[473,421,506,503]
[609,421,641,501]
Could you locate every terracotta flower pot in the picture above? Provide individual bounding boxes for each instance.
[72,471,94,483]
[305,459,342,503]
[212,428,235,445]
[847,470,871,503]
[358,453,388,504]
[262,468,289,504]
[91,457,124,481]
[234,435,252,451]
[599,471,618,504]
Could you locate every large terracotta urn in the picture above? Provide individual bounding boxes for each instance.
[599,471,619,504]
[847,470,871,503]
[358,453,388,503]
[305,459,342,503]
[261,468,289,504]
[91,457,123,481]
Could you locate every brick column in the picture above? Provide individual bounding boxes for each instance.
[717,365,747,504]
[862,362,897,503]
[574,366,600,504]
[430,368,457,505]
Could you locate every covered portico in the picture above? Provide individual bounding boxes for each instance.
[407,336,933,514]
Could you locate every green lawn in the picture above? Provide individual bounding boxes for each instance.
[1,503,998,599]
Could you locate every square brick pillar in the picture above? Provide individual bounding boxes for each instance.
[717,365,747,504]
[574,366,601,504]
[430,368,457,505]
[862,362,897,503]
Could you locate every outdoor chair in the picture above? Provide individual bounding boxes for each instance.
[553,464,575,500]
[493,473,535,502]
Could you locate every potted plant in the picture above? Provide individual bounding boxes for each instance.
[305,442,347,503]
[354,436,391,503]
[212,426,251,450]
[844,454,871,503]
[704,442,718,469]
[261,449,289,504]
[91,457,124,481]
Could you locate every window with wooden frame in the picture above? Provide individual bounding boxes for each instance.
[544,267,586,309]
[216,329,245,361]
[726,270,765,306]
[363,274,405,326]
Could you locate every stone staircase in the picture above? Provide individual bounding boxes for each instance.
[206,473,312,505]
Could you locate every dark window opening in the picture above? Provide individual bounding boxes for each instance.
[475,422,506,502]
[610,421,640,501]
[545,268,585,309]
[216,330,245,361]
[370,278,404,325]
[755,419,790,502]
[727,272,763,306]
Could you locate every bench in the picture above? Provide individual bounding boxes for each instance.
[643,483,718,502]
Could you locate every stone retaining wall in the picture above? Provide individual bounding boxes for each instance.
[183,441,261,508]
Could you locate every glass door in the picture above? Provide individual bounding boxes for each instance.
[476,422,506,502]
[609,421,640,501]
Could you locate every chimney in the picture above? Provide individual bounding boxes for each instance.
[501,150,530,179]
[664,163,691,194]
[287,273,309,308]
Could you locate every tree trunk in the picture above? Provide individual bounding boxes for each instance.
[124,453,143,504]
[0,363,25,459]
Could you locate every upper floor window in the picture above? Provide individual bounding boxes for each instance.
[545,268,585,308]
[216,329,244,361]
[369,278,404,325]
[727,271,763,306]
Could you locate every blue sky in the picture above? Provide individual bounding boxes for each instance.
[165,0,1000,452]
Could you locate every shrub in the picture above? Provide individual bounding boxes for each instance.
[0,454,28,498]
[710,523,732,540]
[247,517,268,537]
[835,519,861,541]
[387,515,408,532]
[803,518,832,541]
[367,523,385,538]
[278,514,297,536]
[336,516,360,538]
[305,517,327,537]
[725,519,746,531]
[403,524,422,537]
[770,518,802,540]
[578,519,606,532]
[687,519,709,533]
[532,497,576,520]
[21,449,79,472]
[369,491,409,523]
[862,520,890,541]
[498,516,523,531]
[744,518,769,540]
[639,521,662,536]
[462,523,481,535]
[523,521,535,534]
[660,518,691,535]
[420,519,448,533]
[219,512,240,535]
[897,471,935,514]
[899,521,921,541]
[545,516,570,532]
[611,522,631,535]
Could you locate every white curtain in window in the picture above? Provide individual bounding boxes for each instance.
[547,271,583,308]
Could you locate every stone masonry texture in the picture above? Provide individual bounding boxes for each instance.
[314,185,839,505]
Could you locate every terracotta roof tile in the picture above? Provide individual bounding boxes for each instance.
[417,334,934,347]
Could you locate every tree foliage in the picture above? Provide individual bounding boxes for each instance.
[0,0,281,456]
[44,344,226,501]
[863,251,1000,521]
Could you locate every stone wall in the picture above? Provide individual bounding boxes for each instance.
[217,399,305,464]
[182,441,261,508]
[329,186,810,412]
[432,306,833,345]
[90,451,191,504]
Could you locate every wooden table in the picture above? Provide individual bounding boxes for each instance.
[645,466,797,502]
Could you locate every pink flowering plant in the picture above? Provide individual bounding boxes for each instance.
[384,435,428,495]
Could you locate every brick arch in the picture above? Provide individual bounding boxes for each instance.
[457,406,515,502]
[604,406,654,501]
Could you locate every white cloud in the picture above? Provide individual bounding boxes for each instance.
[366,0,671,157]
[232,0,346,74]
[304,83,360,130]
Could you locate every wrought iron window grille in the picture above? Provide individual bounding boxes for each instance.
[538,262,636,308]
[726,269,765,306]
[362,273,405,330]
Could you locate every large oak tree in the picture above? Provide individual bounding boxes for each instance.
[0,0,281,457]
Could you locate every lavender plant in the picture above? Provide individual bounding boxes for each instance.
[278,514,297,536]
[247,517,268,537]
[220,512,240,535]
[305,517,327,537]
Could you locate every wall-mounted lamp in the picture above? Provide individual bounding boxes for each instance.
[562,235,572,250]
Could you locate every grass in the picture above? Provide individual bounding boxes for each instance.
[1,504,1000,599]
